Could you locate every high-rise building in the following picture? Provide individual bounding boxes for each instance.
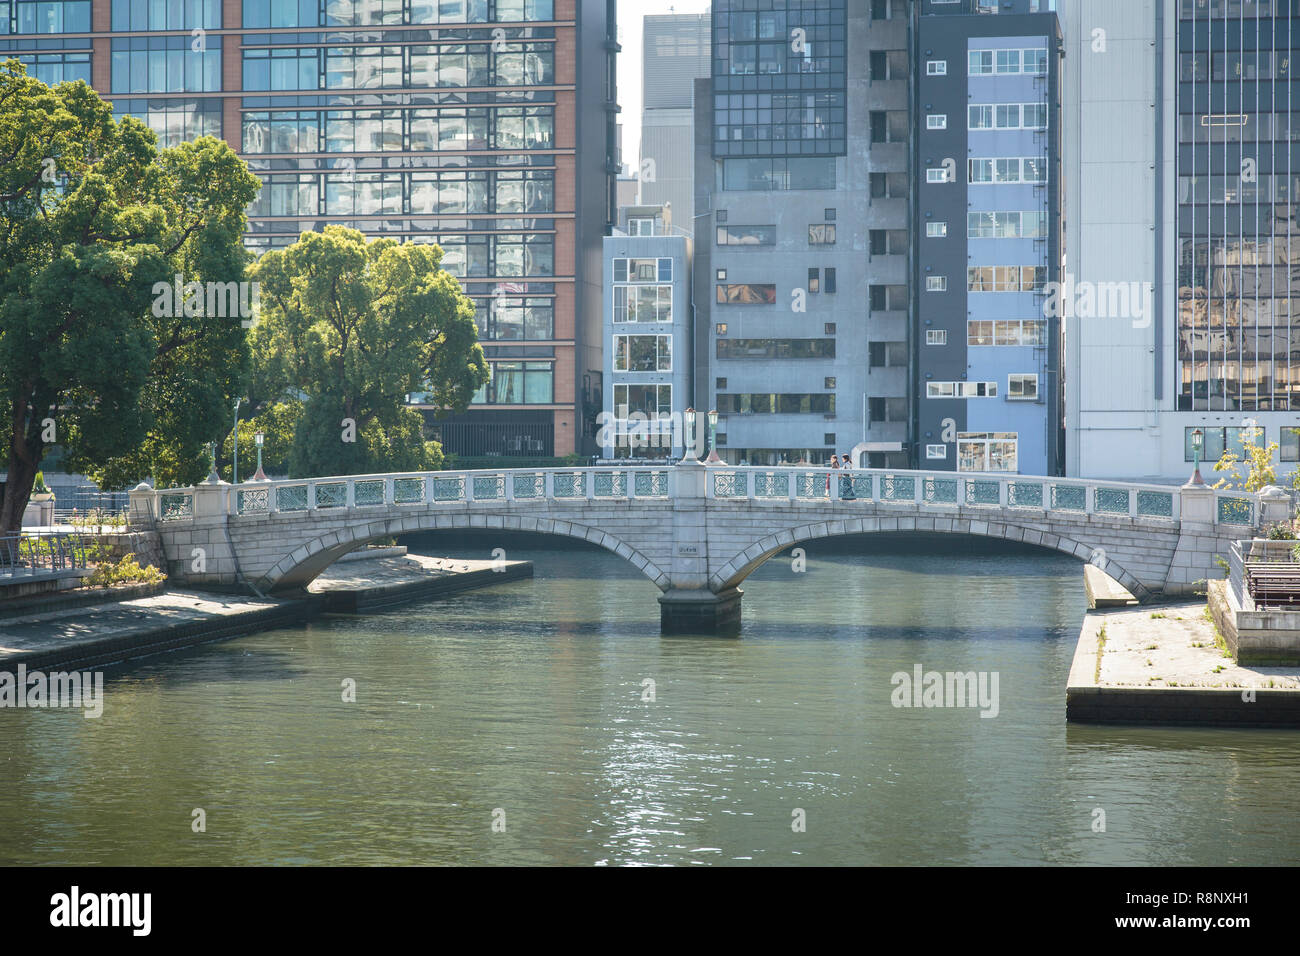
[915,0,1064,476]
[639,10,710,236]
[1061,0,1300,482]
[10,0,617,460]
[696,0,911,467]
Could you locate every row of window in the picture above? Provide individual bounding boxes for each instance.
[715,222,838,246]
[110,41,222,95]
[0,0,89,35]
[15,50,88,86]
[716,393,837,415]
[470,360,552,405]
[969,157,1049,184]
[968,48,1049,77]
[1178,51,1296,83]
[613,384,672,420]
[243,105,554,154]
[925,433,1019,474]
[716,338,836,360]
[250,168,553,217]
[722,157,837,191]
[968,103,1049,131]
[1184,425,1300,462]
[967,211,1050,240]
[111,0,219,31]
[612,257,672,284]
[926,376,1039,401]
[241,0,556,28]
[241,44,552,93]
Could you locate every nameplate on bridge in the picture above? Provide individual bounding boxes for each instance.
[677,545,699,556]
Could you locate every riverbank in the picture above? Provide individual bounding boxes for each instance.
[1066,598,1300,726]
[0,552,532,672]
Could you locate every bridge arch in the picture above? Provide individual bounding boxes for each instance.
[709,517,1150,599]
[256,512,672,593]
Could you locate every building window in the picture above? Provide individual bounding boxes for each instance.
[809,223,836,245]
[807,268,820,294]
[614,257,672,283]
[613,285,673,323]
[969,157,1048,185]
[969,102,1049,131]
[958,433,1018,473]
[614,384,672,419]
[112,36,223,94]
[716,378,727,389]
[1007,374,1039,401]
[824,268,836,294]
[825,208,836,220]
[967,320,1046,346]
[869,341,907,368]
[716,269,727,280]
[716,323,728,335]
[926,221,947,238]
[1283,427,1300,462]
[968,211,1049,239]
[927,60,948,76]
[926,329,947,345]
[472,361,553,405]
[926,167,951,184]
[868,397,907,423]
[717,224,776,246]
[824,323,836,335]
[716,209,728,223]
[927,114,948,130]
[967,266,1046,292]
[1183,426,1264,462]
[825,377,837,389]
[926,444,948,460]
[628,217,656,235]
[717,339,836,360]
[716,283,777,305]
[613,334,673,372]
[926,276,947,292]
[927,382,998,398]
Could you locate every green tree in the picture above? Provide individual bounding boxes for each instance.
[248,226,487,477]
[0,61,260,532]
[1211,424,1277,493]
[219,399,302,482]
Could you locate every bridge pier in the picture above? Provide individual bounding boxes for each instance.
[658,587,743,635]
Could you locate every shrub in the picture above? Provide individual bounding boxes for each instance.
[1265,521,1298,540]
[85,553,165,588]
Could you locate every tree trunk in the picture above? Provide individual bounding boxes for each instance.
[1,456,38,539]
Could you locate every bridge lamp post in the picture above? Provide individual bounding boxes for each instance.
[1189,427,1205,486]
[252,431,267,481]
[231,397,242,485]
[705,409,722,465]
[681,408,698,463]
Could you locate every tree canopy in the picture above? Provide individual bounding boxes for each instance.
[0,60,260,531]
[246,226,488,477]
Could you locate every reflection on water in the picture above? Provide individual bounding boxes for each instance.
[2,536,1298,866]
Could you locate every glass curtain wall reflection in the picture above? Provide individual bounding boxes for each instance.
[1176,0,1300,411]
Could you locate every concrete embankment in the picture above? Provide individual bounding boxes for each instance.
[1066,599,1300,727]
[0,552,532,672]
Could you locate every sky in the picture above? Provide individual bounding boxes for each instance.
[616,0,712,171]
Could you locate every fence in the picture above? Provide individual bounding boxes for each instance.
[0,531,91,578]
[1229,538,1300,611]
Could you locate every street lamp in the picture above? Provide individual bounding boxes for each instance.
[231,397,242,485]
[705,408,722,465]
[681,408,698,463]
[1189,427,1205,485]
[253,430,267,481]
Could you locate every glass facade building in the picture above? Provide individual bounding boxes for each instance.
[13,0,617,458]
[1175,0,1300,412]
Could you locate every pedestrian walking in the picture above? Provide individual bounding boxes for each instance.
[840,452,856,500]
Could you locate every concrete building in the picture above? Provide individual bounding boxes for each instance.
[915,0,1064,476]
[1060,0,1300,483]
[601,203,694,460]
[16,0,617,460]
[696,0,911,467]
[639,10,711,237]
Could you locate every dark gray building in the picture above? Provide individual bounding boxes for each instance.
[696,0,912,467]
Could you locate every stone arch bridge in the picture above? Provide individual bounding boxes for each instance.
[129,462,1286,632]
